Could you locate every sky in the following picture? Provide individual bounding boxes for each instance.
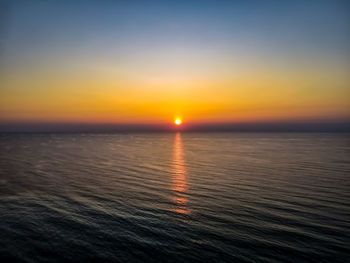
[0,0,349,128]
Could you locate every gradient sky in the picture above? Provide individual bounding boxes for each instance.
[0,0,349,125]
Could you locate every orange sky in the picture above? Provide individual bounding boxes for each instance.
[1,1,349,125]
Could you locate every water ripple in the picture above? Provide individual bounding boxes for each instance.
[0,132,349,262]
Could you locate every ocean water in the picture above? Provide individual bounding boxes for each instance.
[0,132,349,263]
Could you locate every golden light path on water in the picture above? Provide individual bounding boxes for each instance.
[172,132,188,215]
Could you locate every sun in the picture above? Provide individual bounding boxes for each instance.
[174,118,182,125]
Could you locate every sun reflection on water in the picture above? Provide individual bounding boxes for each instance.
[172,132,189,215]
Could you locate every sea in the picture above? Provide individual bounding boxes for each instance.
[0,132,349,262]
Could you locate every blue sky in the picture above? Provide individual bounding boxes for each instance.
[0,0,349,125]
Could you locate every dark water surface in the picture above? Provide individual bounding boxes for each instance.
[0,133,349,262]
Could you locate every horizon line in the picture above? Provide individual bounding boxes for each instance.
[0,121,349,133]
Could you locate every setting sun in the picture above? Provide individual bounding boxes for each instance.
[175,119,182,125]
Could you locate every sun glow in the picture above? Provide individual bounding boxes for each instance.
[175,118,182,125]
